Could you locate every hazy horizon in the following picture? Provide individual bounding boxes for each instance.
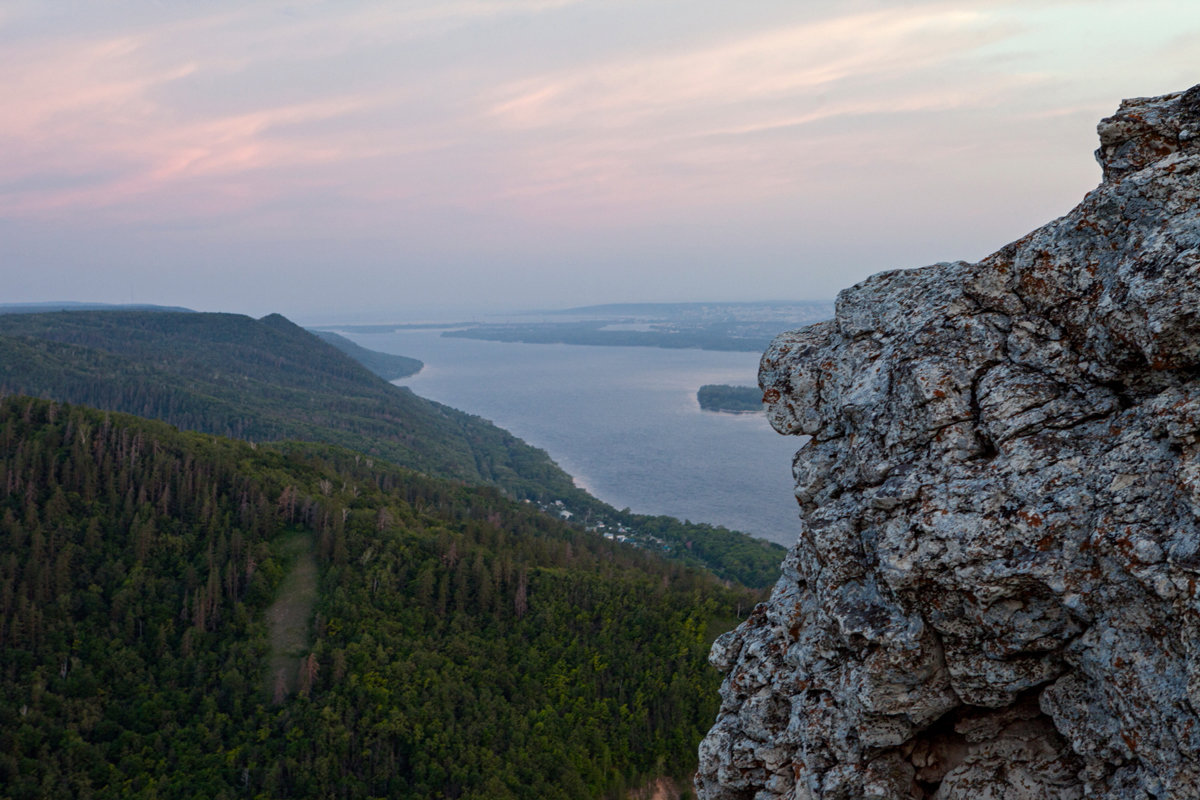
[0,296,837,328]
[2,1,1197,319]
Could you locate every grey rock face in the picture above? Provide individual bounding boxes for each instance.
[697,86,1200,800]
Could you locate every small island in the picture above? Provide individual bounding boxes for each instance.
[697,384,763,413]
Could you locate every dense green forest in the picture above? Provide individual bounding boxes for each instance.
[0,311,555,495]
[696,385,763,414]
[0,397,762,799]
[311,330,423,380]
[0,311,784,587]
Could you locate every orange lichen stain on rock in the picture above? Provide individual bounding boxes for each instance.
[1111,528,1136,559]
[1151,353,1177,369]
[763,388,781,403]
[1020,273,1056,300]
[1017,510,1044,528]
[1151,141,1176,158]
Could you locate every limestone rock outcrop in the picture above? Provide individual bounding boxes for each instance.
[696,86,1200,799]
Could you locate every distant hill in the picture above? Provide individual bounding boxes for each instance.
[0,301,194,314]
[549,300,834,319]
[0,395,756,798]
[442,320,775,351]
[0,309,785,587]
[443,300,836,352]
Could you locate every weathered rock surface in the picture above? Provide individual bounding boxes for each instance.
[697,86,1200,799]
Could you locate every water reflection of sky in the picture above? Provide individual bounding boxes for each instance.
[346,329,801,546]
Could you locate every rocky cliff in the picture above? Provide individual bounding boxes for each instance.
[697,86,1200,799]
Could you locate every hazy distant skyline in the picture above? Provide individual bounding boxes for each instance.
[1,1,1197,321]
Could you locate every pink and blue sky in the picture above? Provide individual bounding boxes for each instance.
[1,0,1197,320]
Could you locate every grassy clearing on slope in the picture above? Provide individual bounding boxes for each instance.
[264,530,319,701]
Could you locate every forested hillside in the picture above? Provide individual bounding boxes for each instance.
[0,397,758,799]
[0,311,568,497]
[0,310,785,587]
[311,329,424,380]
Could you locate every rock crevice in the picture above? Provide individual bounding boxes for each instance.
[697,86,1200,799]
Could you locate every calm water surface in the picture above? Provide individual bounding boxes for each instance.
[344,330,802,546]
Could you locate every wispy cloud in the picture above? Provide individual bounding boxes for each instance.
[486,7,1015,130]
[2,0,1199,314]
[0,30,380,219]
[469,4,1044,220]
[0,0,585,221]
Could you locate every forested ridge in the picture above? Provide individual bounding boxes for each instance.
[0,310,784,587]
[0,311,565,496]
[0,396,761,799]
[310,330,423,381]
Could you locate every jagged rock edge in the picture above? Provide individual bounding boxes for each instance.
[697,86,1200,800]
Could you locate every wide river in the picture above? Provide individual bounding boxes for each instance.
[342,330,803,547]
